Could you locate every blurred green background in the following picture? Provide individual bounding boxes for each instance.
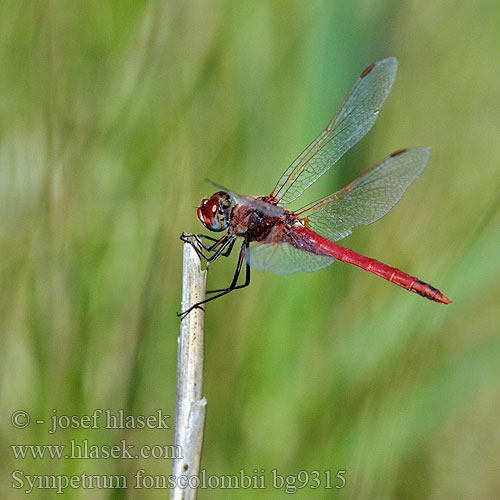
[1,1,499,498]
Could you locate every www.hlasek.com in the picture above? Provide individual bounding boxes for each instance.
[11,439,182,460]
[12,469,346,494]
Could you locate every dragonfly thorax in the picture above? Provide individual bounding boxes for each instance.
[197,191,232,232]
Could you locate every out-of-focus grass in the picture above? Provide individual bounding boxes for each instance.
[1,1,499,499]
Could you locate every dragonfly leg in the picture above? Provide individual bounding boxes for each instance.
[220,238,236,257]
[206,241,249,293]
[181,233,221,251]
[177,241,250,318]
[180,232,233,262]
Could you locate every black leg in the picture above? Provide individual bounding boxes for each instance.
[220,238,236,258]
[180,233,221,251]
[177,241,251,318]
[206,242,249,293]
[181,232,233,262]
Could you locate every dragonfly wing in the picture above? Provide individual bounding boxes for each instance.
[296,148,430,241]
[269,57,398,204]
[247,241,334,274]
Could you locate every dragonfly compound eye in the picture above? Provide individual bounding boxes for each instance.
[197,197,227,232]
[197,198,209,226]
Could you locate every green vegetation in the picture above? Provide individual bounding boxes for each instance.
[1,1,499,498]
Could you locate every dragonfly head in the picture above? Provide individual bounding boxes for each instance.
[197,191,232,232]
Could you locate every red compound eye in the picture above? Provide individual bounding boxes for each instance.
[197,198,209,225]
[196,192,228,232]
[203,200,219,224]
[197,198,221,229]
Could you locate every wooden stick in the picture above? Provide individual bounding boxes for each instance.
[170,243,207,500]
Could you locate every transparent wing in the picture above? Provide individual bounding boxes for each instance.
[269,57,398,205]
[295,148,430,241]
[247,241,334,274]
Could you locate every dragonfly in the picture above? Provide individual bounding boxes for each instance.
[179,57,450,317]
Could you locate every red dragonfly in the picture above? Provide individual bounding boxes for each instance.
[180,57,450,317]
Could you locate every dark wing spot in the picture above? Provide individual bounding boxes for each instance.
[360,63,375,78]
[390,149,407,157]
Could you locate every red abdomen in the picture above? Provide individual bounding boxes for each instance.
[293,227,450,304]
